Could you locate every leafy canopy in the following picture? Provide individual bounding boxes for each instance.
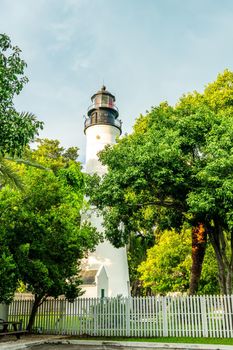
[138,229,219,295]
[0,140,100,304]
[0,34,43,157]
[87,70,233,293]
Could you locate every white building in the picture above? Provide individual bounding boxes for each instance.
[81,86,130,298]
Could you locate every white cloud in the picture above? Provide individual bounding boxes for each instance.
[1,0,233,162]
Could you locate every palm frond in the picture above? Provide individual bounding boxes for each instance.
[0,156,50,191]
[5,157,50,171]
[0,158,24,190]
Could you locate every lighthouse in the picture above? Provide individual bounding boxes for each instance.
[81,86,130,298]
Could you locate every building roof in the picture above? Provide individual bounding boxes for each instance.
[91,85,115,101]
[80,269,98,285]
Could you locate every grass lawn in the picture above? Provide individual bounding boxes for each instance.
[68,336,233,346]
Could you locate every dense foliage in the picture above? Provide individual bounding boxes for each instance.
[127,232,154,296]
[0,34,44,305]
[87,70,233,294]
[138,230,219,295]
[0,34,43,157]
[0,140,100,330]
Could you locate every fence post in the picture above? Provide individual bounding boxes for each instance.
[162,296,168,337]
[200,296,208,337]
[58,299,63,334]
[125,297,130,337]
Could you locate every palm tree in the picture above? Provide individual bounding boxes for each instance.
[0,157,23,189]
[0,156,48,190]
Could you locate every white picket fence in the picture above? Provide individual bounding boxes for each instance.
[9,295,233,338]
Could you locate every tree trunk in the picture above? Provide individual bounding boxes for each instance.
[226,270,232,295]
[227,231,233,294]
[189,223,207,295]
[27,294,44,333]
[207,222,233,295]
[216,256,227,294]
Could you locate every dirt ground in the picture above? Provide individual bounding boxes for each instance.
[27,345,87,350]
[0,334,63,344]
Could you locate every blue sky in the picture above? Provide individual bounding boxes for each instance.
[1,0,233,162]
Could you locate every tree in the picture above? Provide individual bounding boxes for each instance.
[87,70,233,294]
[138,229,219,295]
[0,34,43,308]
[138,230,191,295]
[0,34,43,191]
[0,246,18,304]
[127,232,154,296]
[0,157,24,189]
[176,70,233,294]
[0,140,100,331]
[0,34,43,157]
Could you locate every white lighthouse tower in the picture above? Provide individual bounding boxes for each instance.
[81,86,130,298]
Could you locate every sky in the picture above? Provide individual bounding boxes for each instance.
[1,0,233,162]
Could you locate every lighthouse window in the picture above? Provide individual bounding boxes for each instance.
[91,112,97,123]
[109,97,114,107]
[101,95,108,105]
[94,95,101,106]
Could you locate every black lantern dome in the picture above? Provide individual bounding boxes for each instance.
[84,86,122,134]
